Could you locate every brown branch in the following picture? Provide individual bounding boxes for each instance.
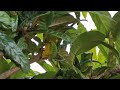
[0,49,45,79]
[0,67,20,79]
[92,67,120,79]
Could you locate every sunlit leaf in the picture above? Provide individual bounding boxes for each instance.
[39,61,56,72]
[89,47,97,60]
[98,44,108,59]
[82,11,87,19]
[89,11,114,35]
[37,33,43,41]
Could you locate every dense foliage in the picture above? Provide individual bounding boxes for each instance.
[0,11,120,79]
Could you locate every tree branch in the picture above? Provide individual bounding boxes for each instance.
[92,67,120,79]
[0,50,45,79]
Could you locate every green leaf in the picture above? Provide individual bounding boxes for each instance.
[37,33,43,41]
[97,50,106,65]
[10,69,36,79]
[115,35,120,54]
[75,11,80,20]
[53,11,69,19]
[82,11,87,19]
[66,23,87,43]
[45,11,54,26]
[112,11,120,22]
[98,44,108,59]
[110,11,120,40]
[25,38,38,54]
[48,30,71,42]
[70,31,106,55]
[109,74,120,79]
[100,41,120,59]
[17,37,28,51]
[0,32,30,73]
[33,71,57,79]
[93,50,106,69]
[10,15,18,32]
[77,22,87,34]
[89,47,97,60]
[50,41,57,59]
[18,11,49,28]
[0,11,11,27]
[0,11,18,31]
[0,59,10,74]
[92,66,107,76]
[10,70,26,79]
[73,66,89,79]
[4,30,17,39]
[89,11,114,35]
[49,15,78,28]
[39,61,56,72]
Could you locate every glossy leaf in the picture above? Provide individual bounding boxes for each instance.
[70,31,106,55]
[0,32,30,73]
